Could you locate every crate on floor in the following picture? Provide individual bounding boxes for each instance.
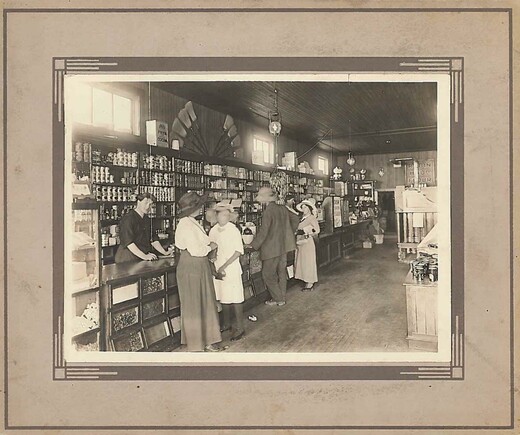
[363,241,373,249]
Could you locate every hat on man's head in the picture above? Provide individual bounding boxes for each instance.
[254,187,278,203]
[177,191,208,218]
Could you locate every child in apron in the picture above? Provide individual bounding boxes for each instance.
[208,203,246,341]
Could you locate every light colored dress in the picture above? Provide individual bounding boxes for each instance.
[294,214,320,284]
[209,222,245,304]
[174,217,222,351]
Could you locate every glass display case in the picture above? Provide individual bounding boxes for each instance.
[66,207,102,354]
[70,208,100,294]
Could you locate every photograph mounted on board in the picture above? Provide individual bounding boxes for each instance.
[63,72,452,364]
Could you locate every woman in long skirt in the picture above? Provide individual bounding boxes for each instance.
[174,192,225,352]
[294,198,320,291]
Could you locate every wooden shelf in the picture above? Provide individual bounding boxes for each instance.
[92,164,139,171]
[72,327,100,340]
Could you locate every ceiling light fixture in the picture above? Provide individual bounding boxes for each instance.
[346,119,356,166]
[330,130,343,181]
[268,88,282,137]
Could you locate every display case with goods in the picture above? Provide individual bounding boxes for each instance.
[348,180,377,204]
[102,267,180,352]
[67,207,103,351]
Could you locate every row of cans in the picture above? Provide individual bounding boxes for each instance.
[73,142,91,163]
[138,185,175,202]
[142,154,173,171]
[94,186,138,202]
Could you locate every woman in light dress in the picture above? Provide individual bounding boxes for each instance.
[294,198,320,291]
[208,203,246,341]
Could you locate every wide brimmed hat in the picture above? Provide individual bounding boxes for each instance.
[296,198,317,214]
[254,186,278,202]
[177,191,208,218]
[205,200,239,223]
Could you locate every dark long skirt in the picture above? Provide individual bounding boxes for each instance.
[177,250,222,351]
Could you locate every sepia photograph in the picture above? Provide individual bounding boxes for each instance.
[63,73,451,363]
[3,2,515,431]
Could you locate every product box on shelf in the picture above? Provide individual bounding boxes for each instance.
[146,120,169,148]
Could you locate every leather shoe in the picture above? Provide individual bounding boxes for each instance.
[265,299,286,306]
[204,344,228,352]
[230,331,245,341]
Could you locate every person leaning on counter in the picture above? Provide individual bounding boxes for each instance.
[114,192,174,263]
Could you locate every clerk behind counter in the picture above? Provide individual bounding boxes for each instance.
[114,192,174,263]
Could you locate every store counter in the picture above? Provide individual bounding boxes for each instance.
[403,271,438,351]
[99,257,179,352]
[317,220,371,268]
[101,257,177,285]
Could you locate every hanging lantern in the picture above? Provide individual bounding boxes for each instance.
[347,152,356,166]
[268,115,282,136]
[268,88,282,137]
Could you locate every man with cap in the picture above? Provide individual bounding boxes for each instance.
[247,187,296,306]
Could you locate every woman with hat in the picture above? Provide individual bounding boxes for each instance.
[294,198,321,291]
[207,201,245,341]
[174,192,225,352]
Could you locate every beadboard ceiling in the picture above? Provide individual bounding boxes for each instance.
[154,81,437,155]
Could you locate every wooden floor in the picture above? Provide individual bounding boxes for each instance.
[177,238,417,353]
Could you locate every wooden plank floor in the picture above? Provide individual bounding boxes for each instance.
[176,239,417,353]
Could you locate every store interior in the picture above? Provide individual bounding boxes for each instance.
[66,78,440,355]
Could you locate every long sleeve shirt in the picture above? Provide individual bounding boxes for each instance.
[251,202,296,260]
[174,217,211,257]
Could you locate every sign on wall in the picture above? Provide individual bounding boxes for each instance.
[405,159,436,185]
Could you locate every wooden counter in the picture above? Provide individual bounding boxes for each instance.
[99,258,179,352]
[102,257,176,284]
[317,220,371,267]
[403,271,438,351]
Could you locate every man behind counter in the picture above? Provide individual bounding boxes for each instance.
[114,192,174,263]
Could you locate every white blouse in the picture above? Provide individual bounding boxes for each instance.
[174,217,211,257]
[208,222,244,268]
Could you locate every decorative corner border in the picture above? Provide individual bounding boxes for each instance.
[54,315,119,381]
[399,316,464,380]
[399,57,464,123]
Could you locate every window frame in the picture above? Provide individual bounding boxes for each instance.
[253,136,275,166]
[70,82,141,137]
[318,155,329,175]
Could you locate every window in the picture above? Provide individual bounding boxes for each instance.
[253,137,274,165]
[318,156,329,175]
[69,82,140,135]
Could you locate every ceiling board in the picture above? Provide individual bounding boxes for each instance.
[153,81,437,154]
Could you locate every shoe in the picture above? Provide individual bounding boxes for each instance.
[301,284,314,292]
[204,344,228,352]
[265,300,286,306]
[220,325,232,333]
[230,331,245,341]
[248,314,258,322]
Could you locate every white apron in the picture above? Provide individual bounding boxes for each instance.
[209,222,245,304]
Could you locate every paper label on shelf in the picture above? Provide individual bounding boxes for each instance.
[412,212,425,228]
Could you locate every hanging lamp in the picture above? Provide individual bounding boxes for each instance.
[331,130,343,180]
[267,85,287,204]
[346,119,356,166]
